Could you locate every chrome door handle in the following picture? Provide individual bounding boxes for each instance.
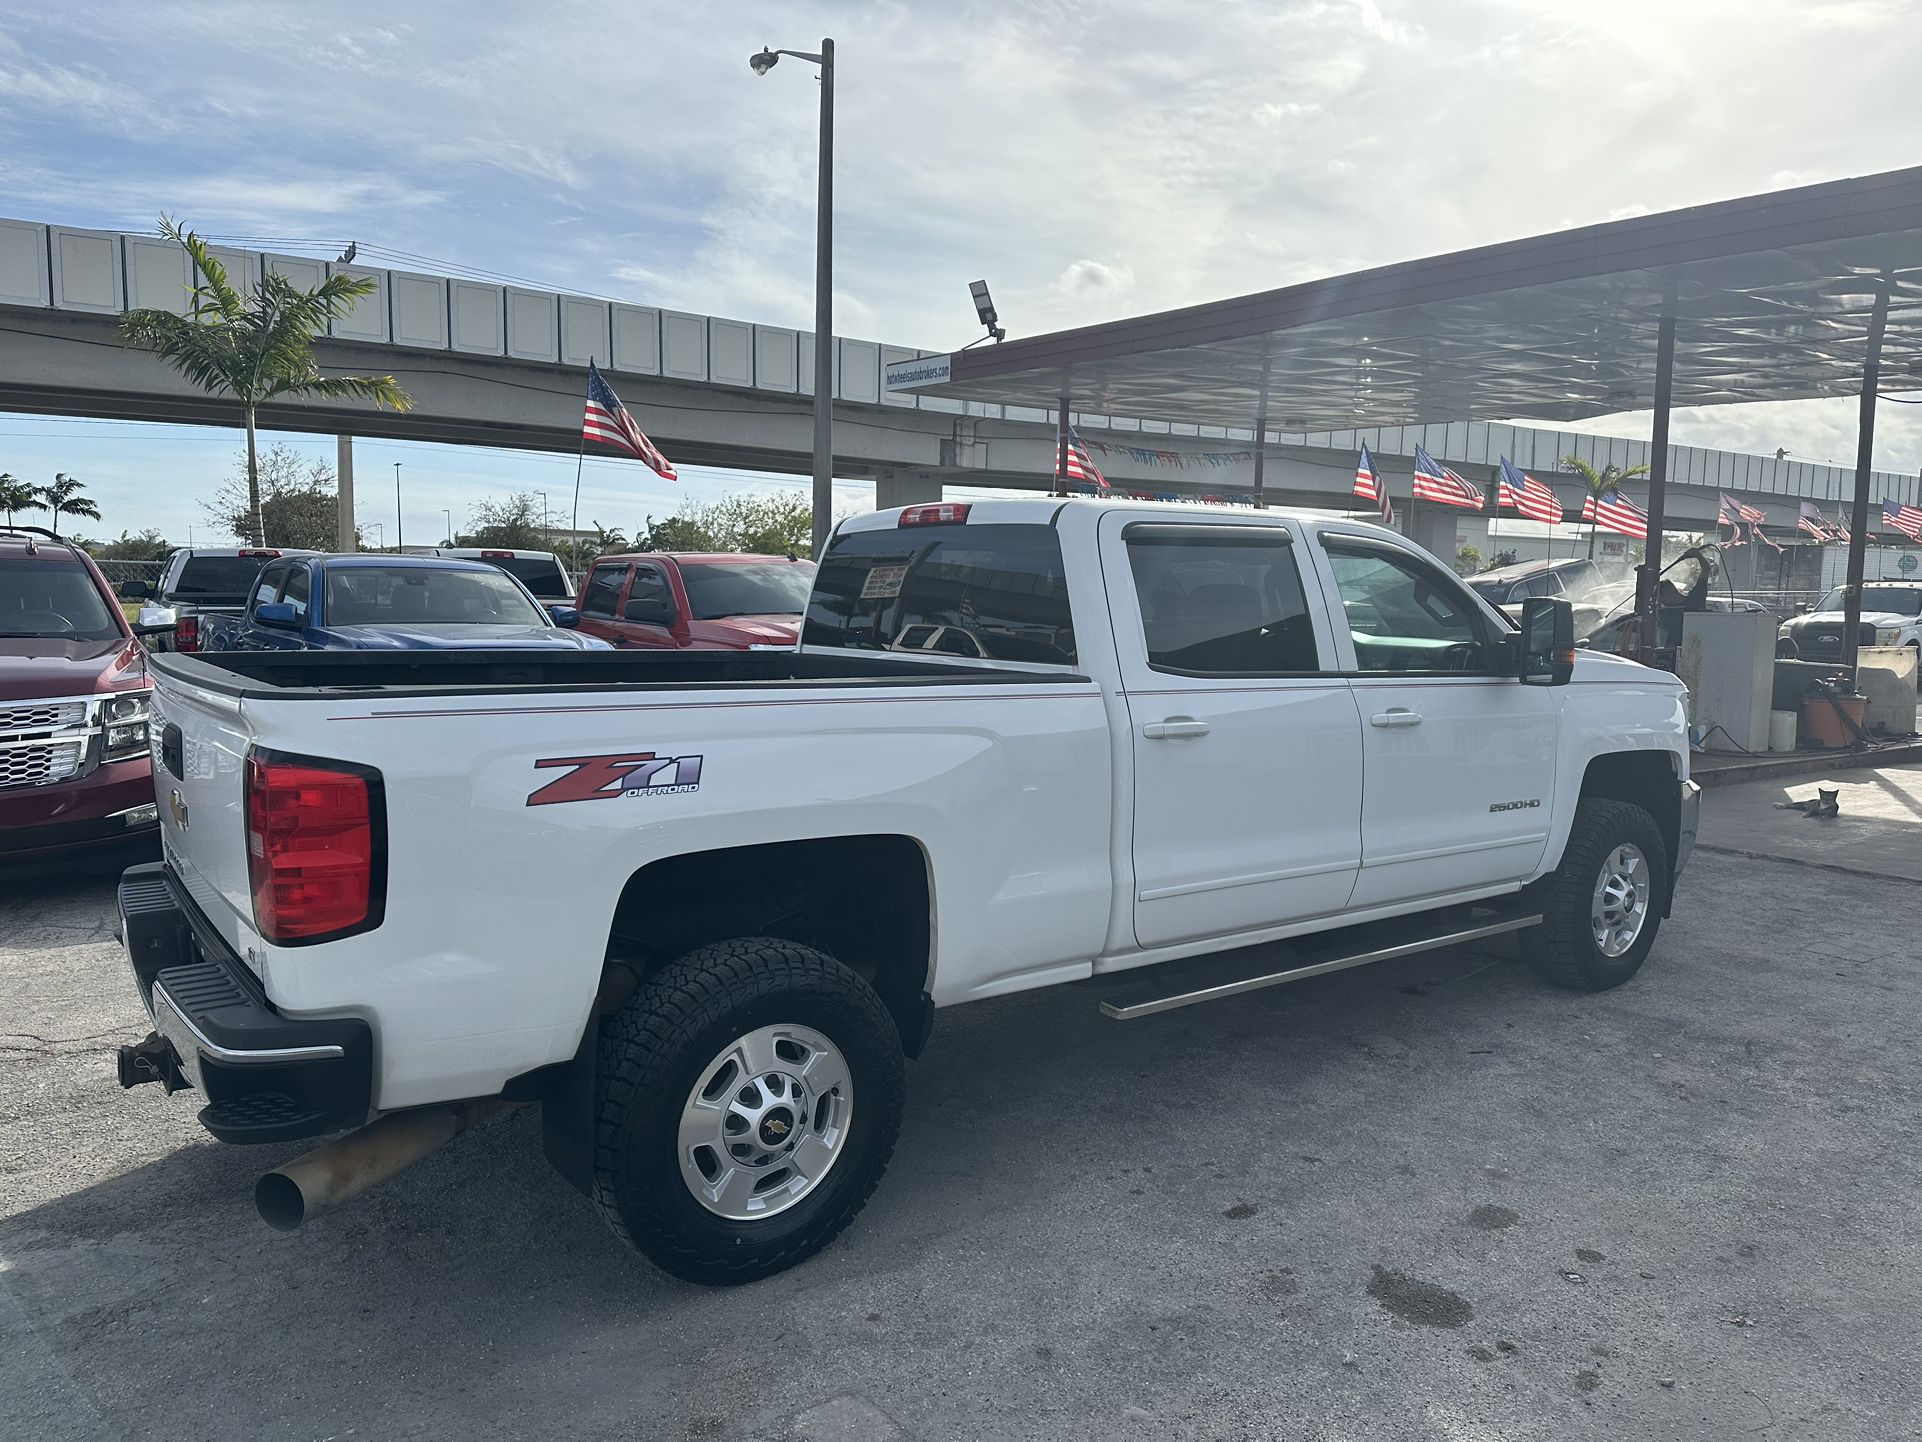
[1369,708,1422,729]
[1142,717,1211,740]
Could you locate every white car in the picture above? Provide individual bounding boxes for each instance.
[115,498,1697,1284]
[1778,582,1922,665]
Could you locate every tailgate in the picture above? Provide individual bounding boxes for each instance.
[149,662,262,966]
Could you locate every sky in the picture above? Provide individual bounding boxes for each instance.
[0,0,1919,545]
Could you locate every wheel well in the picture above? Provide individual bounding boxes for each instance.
[605,834,934,1053]
[1578,751,1681,891]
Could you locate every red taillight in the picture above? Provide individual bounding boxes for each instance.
[480,549,512,558]
[898,503,971,527]
[174,615,200,652]
[246,752,383,944]
[239,549,282,557]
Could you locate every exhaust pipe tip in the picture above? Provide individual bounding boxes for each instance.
[255,1171,308,1232]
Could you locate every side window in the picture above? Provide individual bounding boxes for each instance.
[624,566,675,621]
[281,565,310,619]
[251,565,286,610]
[1323,541,1490,673]
[803,523,1076,666]
[1125,527,1319,675]
[580,564,626,619]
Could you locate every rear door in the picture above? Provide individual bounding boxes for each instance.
[573,561,631,644]
[1101,513,1364,949]
[1312,534,1559,909]
[618,562,682,648]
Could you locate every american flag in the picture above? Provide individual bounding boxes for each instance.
[584,361,677,479]
[1411,445,1484,510]
[1496,457,1564,524]
[1353,444,1380,503]
[1749,521,1782,552]
[1581,489,1648,539]
[1798,501,1836,541]
[1059,426,1108,490]
[1721,491,1766,525]
[1832,507,1853,544]
[1884,498,1922,541]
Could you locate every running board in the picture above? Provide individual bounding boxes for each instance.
[1098,909,1542,1020]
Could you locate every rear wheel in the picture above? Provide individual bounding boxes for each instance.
[1521,798,1668,991]
[592,937,905,1285]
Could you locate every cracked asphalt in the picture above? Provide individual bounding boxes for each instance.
[3,768,1918,1441]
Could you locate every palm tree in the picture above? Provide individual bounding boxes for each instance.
[121,218,412,546]
[0,472,32,528]
[1561,454,1652,559]
[34,473,101,537]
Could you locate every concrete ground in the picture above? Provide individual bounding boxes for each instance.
[1696,763,1922,882]
[3,770,1918,1442]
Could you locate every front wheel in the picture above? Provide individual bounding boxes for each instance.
[592,938,906,1285]
[1521,798,1669,991]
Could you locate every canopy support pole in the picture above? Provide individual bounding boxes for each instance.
[1841,281,1890,684]
[1636,288,1676,667]
[1251,356,1272,509]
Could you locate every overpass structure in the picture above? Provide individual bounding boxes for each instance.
[0,213,1915,543]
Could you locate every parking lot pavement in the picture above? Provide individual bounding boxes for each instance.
[1696,761,1922,881]
[3,804,1918,1441]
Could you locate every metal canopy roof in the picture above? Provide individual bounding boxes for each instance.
[909,167,1922,430]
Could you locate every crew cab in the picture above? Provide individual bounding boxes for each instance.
[1778,581,1922,666]
[1,526,162,866]
[115,499,1697,1284]
[574,551,814,649]
[198,554,613,653]
[127,546,320,652]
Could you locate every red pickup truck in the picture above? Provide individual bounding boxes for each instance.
[1,526,163,867]
[572,552,815,650]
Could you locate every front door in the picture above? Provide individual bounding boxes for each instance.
[1102,513,1364,950]
[573,561,632,645]
[1313,535,1559,910]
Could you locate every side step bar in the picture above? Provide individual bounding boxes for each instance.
[1099,908,1541,1020]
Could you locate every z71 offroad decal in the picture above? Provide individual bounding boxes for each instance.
[526,751,705,806]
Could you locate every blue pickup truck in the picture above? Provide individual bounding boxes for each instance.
[200,554,612,652]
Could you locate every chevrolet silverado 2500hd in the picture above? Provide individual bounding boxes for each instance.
[114,498,1698,1284]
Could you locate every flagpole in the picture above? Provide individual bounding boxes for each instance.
[570,361,590,583]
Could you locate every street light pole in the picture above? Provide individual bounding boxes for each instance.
[444,508,453,546]
[393,462,404,552]
[752,38,835,557]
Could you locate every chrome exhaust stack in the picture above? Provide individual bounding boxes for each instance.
[256,1099,515,1231]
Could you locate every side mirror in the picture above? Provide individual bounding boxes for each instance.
[624,596,677,626]
[254,601,301,630]
[548,605,581,628]
[118,579,154,600]
[1517,597,1575,686]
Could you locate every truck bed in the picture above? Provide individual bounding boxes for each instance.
[149,647,1082,697]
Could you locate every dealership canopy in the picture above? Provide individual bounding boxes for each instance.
[892,166,1922,430]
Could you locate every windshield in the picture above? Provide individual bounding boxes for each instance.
[679,561,816,620]
[324,566,549,627]
[170,555,278,601]
[475,555,572,599]
[0,556,120,639]
[1467,578,1509,604]
[1819,585,1920,616]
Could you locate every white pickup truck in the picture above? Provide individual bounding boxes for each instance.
[115,498,1698,1284]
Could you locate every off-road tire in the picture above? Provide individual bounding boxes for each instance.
[1521,797,1668,992]
[592,937,905,1285]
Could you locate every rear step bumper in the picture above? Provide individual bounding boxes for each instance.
[115,862,373,1143]
[1099,907,1542,1020]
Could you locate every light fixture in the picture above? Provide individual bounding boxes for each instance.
[967,279,1005,345]
[749,47,780,75]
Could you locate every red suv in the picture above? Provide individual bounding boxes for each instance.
[0,527,161,868]
[573,553,815,649]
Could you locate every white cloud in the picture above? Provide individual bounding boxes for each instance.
[1052,260,1135,299]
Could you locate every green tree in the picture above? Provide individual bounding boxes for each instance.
[33,473,100,537]
[204,442,352,550]
[1454,542,1482,576]
[1560,455,1652,560]
[465,492,550,550]
[0,473,32,527]
[634,512,718,553]
[87,529,174,561]
[635,492,813,556]
[121,218,411,546]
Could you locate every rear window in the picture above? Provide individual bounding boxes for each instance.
[803,523,1076,666]
[477,555,571,599]
[170,555,276,600]
[324,566,548,627]
[0,554,119,640]
[680,561,815,620]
